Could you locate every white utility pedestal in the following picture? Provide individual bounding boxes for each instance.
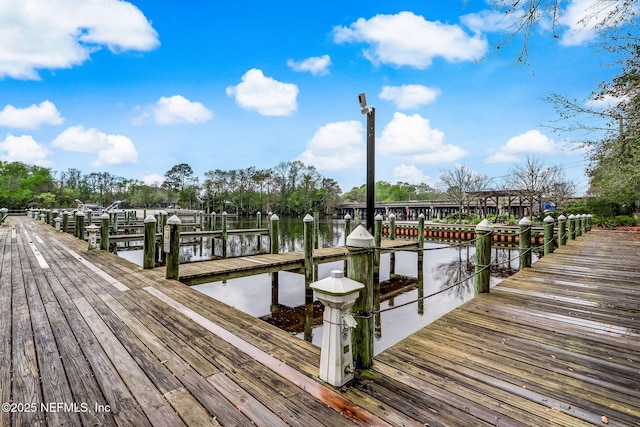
[86,224,100,250]
[311,270,364,387]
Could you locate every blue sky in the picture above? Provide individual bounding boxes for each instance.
[0,0,628,195]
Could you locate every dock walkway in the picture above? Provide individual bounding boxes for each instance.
[170,239,417,285]
[1,216,638,426]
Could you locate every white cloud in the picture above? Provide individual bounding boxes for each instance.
[460,9,521,33]
[486,130,559,163]
[559,0,621,45]
[0,100,64,129]
[393,164,432,185]
[297,121,364,170]
[287,55,331,76]
[333,11,487,69]
[379,112,467,163]
[485,151,519,164]
[0,134,52,166]
[226,69,298,116]
[142,174,164,186]
[51,125,138,166]
[586,93,627,110]
[379,85,441,109]
[134,95,213,125]
[0,0,159,80]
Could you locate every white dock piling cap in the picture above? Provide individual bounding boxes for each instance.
[144,215,157,223]
[303,214,313,222]
[344,214,351,220]
[518,217,532,226]
[543,215,555,223]
[475,218,494,232]
[375,214,383,220]
[310,270,364,296]
[270,214,279,221]
[568,214,576,219]
[346,225,374,247]
[167,214,181,225]
[558,214,566,221]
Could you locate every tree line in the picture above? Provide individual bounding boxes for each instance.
[0,160,343,216]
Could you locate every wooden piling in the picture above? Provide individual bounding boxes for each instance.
[165,215,181,280]
[568,214,576,240]
[343,214,352,275]
[346,225,375,369]
[222,211,228,258]
[303,214,314,342]
[374,214,382,282]
[100,213,110,251]
[558,214,567,246]
[474,220,493,294]
[62,211,69,233]
[543,215,555,255]
[519,217,532,270]
[270,214,279,254]
[76,211,85,240]
[143,215,156,269]
[389,214,396,240]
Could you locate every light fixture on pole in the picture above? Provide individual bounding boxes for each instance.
[358,93,375,234]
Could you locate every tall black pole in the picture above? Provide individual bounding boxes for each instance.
[366,107,375,234]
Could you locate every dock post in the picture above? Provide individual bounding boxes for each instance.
[519,217,532,270]
[346,225,375,369]
[543,215,555,255]
[100,213,110,251]
[374,214,382,282]
[575,214,583,237]
[568,214,576,240]
[143,215,157,269]
[303,214,314,342]
[256,211,262,228]
[270,214,279,254]
[313,211,319,281]
[165,215,181,280]
[343,214,352,275]
[581,214,588,235]
[222,211,228,258]
[211,211,216,230]
[417,213,425,314]
[76,211,86,240]
[474,219,493,294]
[558,214,567,246]
[389,213,396,239]
[587,214,592,232]
[112,211,119,235]
[270,213,280,306]
[62,211,69,233]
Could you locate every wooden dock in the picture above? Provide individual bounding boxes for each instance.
[1,216,639,426]
[170,240,417,285]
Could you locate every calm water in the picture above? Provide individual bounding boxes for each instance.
[117,216,537,354]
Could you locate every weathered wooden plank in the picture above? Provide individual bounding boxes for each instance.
[11,233,45,426]
[73,297,185,426]
[0,225,12,427]
[17,234,82,427]
[207,372,290,427]
[164,387,222,426]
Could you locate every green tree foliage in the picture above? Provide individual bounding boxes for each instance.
[0,161,55,208]
[342,181,436,202]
